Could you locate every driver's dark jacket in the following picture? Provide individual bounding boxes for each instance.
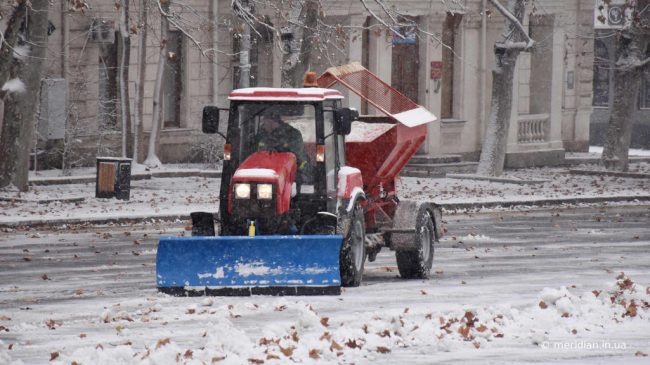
[256,122,309,172]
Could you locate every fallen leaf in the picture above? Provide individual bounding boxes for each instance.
[184,350,193,359]
[345,339,361,349]
[320,317,329,327]
[473,341,481,349]
[0,315,10,320]
[458,325,472,340]
[248,358,264,364]
[376,346,391,353]
[266,354,280,360]
[539,301,548,309]
[291,331,300,342]
[279,345,294,357]
[50,352,59,361]
[79,333,87,338]
[22,257,31,262]
[41,274,49,280]
[156,338,170,349]
[330,340,343,351]
[211,355,226,362]
[636,351,648,357]
[571,329,577,335]
[625,302,637,317]
[476,324,488,332]
[133,240,141,245]
[319,332,331,341]
[309,349,320,359]
[45,319,60,330]
[592,290,601,297]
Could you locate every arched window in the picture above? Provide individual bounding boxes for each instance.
[592,38,610,107]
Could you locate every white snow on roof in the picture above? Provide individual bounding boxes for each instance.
[229,87,344,101]
[233,168,278,179]
[392,106,437,127]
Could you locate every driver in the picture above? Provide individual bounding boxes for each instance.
[256,113,310,176]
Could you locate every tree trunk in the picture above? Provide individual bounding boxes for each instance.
[476,51,518,176]
[476,0,527,176]
[0,1,27,87]
[119,0,133,158]
[134,0,148,164]
[281,0,304,88]
[144,1,169,168]
[601,36,645,171]
[0,1,28,187]
[0,0,50,191]
[237,0,252,88]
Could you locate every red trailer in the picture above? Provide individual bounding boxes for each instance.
[156,64,442,296]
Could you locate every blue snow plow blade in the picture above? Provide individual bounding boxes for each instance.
[156,235,343,296]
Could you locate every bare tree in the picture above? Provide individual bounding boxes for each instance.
[476,0,534,176]
[601,0,650,171]
[118,0,133,158]
[281,0,319,87]
[133,0,148,164]
[0,0,50,191]
[144,0,170,168]
[234,0,253,88]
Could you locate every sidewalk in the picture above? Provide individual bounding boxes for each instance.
[1,161,649,228]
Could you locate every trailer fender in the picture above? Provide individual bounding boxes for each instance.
[389,201,441,251]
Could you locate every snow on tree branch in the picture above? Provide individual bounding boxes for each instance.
[488,0,535,50]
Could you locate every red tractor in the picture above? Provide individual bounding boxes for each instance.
[156,64,442,296]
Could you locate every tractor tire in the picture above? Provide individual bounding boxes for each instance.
[340,206,366,287]
[396,209,435,279]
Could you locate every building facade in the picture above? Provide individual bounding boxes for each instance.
[35,0,594,166]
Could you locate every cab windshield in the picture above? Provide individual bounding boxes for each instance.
[232,102,317,178]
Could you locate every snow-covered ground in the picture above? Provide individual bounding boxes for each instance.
[1,206,649,364]
[2,161,649,226]
[588,146,650,157]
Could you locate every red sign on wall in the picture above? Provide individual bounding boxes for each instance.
[430,61,443,80]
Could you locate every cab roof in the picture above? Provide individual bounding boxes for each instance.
[229,87,344,102]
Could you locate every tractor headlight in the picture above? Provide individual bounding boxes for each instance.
[234,183,251,199]
[257,184,273,200]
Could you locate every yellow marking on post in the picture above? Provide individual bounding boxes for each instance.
[248,220,256,236]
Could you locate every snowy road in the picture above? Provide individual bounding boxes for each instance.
[1,205,649,364]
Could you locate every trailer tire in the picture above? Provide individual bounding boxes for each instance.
[340,206,366,287]
[396,209,434,279]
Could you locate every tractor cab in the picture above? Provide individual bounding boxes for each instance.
[202,88,358,236]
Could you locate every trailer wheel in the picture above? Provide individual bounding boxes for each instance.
[340,206,366,287]
[396,210,434,279]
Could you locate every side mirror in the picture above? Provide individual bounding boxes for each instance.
[202,106,220,134]
[335,107,358,135]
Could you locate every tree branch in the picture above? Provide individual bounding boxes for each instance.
[488,0,534,49]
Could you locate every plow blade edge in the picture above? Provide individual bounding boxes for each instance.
[156,235,343,296]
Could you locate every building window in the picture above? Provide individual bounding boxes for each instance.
[163,30,183,129]
[592,38,610,107]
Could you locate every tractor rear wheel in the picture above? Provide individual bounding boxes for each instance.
[340,206,366,287]
[396,210,434,279]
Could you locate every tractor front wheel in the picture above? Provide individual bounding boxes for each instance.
[396,209,435,279]
[340,206,366,287]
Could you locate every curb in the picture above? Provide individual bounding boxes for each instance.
[568,169,650,179]
[0,213,191,230]
[446,173,549,185]
[2,196,650,229]
[28,170,222,186]
[437,195,650,211]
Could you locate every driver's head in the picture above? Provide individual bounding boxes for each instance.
[261,113,283,132]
